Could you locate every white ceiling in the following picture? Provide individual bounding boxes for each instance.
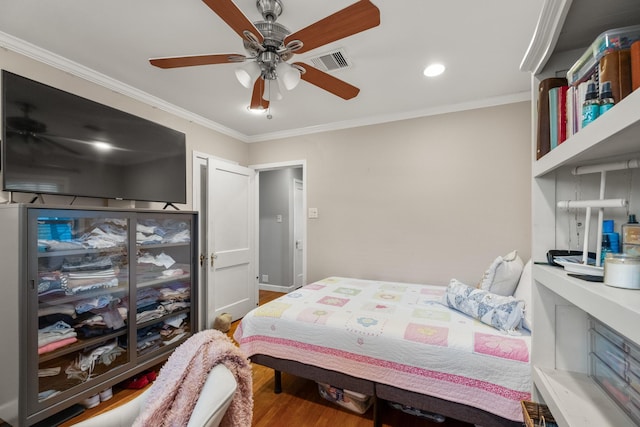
[0,0,544,142]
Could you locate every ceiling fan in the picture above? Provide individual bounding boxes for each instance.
[149,0,380,111]
[6,103,81,156]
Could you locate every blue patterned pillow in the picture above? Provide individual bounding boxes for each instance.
[441,279,524,332]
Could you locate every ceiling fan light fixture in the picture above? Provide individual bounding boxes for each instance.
[235,61,262,88]
[93,141,112,151]
[423,63,445,77]
[263,78,283,101]
[247,105,266,114]
[276,61,301,90]
[150,0,381,108]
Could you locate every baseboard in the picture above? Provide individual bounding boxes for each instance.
[0,399,18,427]
[259,283,296,293]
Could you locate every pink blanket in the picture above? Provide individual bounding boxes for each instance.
[133,330,253,427]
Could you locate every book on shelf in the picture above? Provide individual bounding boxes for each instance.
[569,80,591,136]
[537,77,567,159]
[549,86,559,150]
[557,84,568,145]
[548,85,569,150]
[566,85,575,139]
[632,41,640,91]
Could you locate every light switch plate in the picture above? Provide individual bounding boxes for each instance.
[308,208,319,219]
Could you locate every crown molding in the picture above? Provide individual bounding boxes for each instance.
[245,91,531,143]
[520,0,573,74]
[0,31,248,142]
[0,31,532,144]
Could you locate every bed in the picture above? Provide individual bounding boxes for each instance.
[234,275,531,426]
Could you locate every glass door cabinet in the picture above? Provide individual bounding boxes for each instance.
[0,205,198,426]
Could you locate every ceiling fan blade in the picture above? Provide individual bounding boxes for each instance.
[285,0,380,54]
[293,62,360,100]
[250,79,270,110]
[149,54,244,69]
[35,135,81,155]
[202,0,264,43]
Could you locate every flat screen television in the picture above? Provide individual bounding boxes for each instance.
[1,70,187,204]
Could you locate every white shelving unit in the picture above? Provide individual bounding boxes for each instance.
[535,265,640,344]
[533,88,640,178]
[522,0,640,426]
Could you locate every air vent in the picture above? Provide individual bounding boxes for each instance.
[309,49,352,72]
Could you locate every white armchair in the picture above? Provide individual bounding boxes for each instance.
[71,364,237,427]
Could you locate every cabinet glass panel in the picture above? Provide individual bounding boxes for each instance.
[36,214,130,403]
[135,215,193,356]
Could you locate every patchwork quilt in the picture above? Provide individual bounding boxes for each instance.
[234,277,531,421]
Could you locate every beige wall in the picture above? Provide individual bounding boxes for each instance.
[0,49,249,209]
[248,102,532,285]
[0,48,531,287]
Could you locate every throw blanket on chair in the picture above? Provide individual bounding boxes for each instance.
[133,330,253,427]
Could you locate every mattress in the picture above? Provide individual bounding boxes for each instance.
[234,276,531,421]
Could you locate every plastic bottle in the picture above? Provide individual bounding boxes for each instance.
[622,214,640,256]
[599,81,615,115]
[602,219,620,253]
[582,81,600,127]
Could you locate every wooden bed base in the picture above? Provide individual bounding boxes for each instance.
[250,354,521,427]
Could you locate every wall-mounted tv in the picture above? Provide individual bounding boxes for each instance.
[1,70,187,204]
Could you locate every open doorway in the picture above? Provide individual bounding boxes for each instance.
[251,161,307,293]
[192,155,306,329]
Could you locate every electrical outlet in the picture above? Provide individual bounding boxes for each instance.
[262,274,269,283]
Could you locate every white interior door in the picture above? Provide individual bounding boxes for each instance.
[207,160,257,321]
[192,154,208,331]
[293,178,304,288]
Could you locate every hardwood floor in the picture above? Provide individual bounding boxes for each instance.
[232,291,475,427]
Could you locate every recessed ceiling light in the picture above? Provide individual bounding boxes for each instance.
[423,63,445,77]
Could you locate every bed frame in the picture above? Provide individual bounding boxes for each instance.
[251,354,521,427]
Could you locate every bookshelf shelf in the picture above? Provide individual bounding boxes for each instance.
[533,88,640,178]
[533,366,635,427]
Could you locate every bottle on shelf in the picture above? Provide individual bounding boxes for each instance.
[603,219,620,253]
[622,214,640,256]
[582,81,600,127]
[599,81,615,115]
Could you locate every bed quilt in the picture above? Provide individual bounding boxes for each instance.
[234,277,531,421]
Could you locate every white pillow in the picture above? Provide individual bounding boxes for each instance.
[513,260,533,332]
[478,250,524,296]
